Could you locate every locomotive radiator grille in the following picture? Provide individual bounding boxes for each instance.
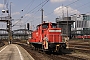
[49,34,62,43]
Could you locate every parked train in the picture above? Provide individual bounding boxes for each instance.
[75,35,90,39]
[28,22,67,53]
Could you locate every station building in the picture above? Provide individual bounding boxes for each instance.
[71,14,90,38]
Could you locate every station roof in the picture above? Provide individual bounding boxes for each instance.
[56,20,75,25]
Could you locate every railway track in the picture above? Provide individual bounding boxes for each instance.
[15,41,90,60]
[48,54,87,60]
[69,40,90,54]
[0,41,5,47]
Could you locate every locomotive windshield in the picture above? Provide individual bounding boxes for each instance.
[42,23,57,29]
[42,23,49,29]
[51,23,57,28]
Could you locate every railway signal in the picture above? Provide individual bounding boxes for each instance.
[7,20,10,28]
[27,23,29,30]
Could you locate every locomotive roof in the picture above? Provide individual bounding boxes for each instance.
[37,22,57,26]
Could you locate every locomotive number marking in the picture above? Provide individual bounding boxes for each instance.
[49,30,61,32]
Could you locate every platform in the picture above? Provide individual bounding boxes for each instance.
[0,44,34,60]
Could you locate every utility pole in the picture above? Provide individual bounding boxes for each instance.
[62,4,64,19]
[41,9,44,23]
[41,8,44,49]
[66,6,68,37]
[8,2,12,44]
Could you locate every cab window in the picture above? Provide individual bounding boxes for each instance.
[42,24,48,29]
[51,23,57,28]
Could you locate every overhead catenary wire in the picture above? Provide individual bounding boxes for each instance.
[12,0,34,18]
[12,0,49,27]
[17,0,49,25]
[67,1,90,15]
[34,0,49,14]
[29,0,80,22]
[21,0,35,15]
[20,0,35,18]
[20,0,50,30]
[45,0,90,17]
[22,0,49,19]
[24,0,50,24]
[66,0,80,6]
[24,0,81,26]
[16,0,49,20]
[22,0,34,11]
[12,0,34,27]
[13,0,90,29]
[26,0,48,14]
[45,0,80,16]
[12,20,21,27]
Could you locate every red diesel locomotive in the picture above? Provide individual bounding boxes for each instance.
[29,22,66,52]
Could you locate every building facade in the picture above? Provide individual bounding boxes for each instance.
[71,14,90,38]
[56,17,74,39]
